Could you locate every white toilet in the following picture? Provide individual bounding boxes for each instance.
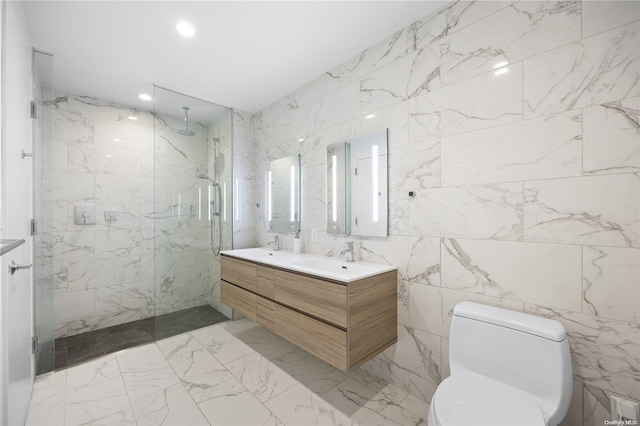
[428,302,573,426]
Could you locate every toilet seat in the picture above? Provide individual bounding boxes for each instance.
[430,371,546,426]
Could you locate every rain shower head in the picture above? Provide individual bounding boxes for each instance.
[178,106,195,136]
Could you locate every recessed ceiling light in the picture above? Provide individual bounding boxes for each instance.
[105,154,112,158]
[365,114,375,119]
[297,138,305,142]
[127,116,138,121]
[175,21,195,37]
[138,93,152,101]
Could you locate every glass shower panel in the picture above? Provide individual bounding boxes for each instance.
[32,50,55,374]
[152,87,233,339]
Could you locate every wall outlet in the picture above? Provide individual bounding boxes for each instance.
[311,228,318,242]
[611,395,639,422]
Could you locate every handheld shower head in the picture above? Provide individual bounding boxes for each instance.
[197,171,218,186]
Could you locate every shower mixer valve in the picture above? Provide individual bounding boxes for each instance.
[74,205,97,225]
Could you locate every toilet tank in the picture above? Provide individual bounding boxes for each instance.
[449,302,573,426]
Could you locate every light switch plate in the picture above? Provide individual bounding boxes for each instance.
[74,206,96,225]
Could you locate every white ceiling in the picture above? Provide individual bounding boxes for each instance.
[21,1,445,114]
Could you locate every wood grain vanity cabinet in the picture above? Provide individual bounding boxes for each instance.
[220,254,397,372]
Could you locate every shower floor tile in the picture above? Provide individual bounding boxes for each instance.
[54,305,229,370]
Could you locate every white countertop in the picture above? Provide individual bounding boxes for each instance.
[221,247,396,283]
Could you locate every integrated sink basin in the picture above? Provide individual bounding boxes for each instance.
[220,247,396,283]
[227,247,289,261]
[292,258,380,278]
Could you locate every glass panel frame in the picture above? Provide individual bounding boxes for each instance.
[32,49,55,375]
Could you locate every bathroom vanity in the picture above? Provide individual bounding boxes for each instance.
[220,248,397,372]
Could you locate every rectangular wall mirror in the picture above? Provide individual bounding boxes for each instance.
[266,154,301,234]
[326,128,388,237]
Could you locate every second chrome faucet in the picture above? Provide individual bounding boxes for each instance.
[269,235,280,251]
[340,241,355,263]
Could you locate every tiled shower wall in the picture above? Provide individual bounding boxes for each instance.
[49,93,225,338]
[253,1,639,424]
[50,94,156,338]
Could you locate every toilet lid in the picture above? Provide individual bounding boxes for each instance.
[432,371,546,426]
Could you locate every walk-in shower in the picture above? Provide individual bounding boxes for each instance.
[33,86,234,371]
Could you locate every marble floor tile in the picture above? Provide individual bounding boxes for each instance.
[271,347,348,396]
[265,383,353,426]
[29,320,434,426]
[65,376,131,425]
[323,370,423,426]
[232,325,297,360]
[198,386,282,426]
[399,394,430,420]
[157,333,226,379]
[24,370,67,426]
[132,382,209,426]
[182,369,246,404]
[86,409,137,426]
[192,324,257,364]
[217,317,259,334]
[118,345,181,401]
[226,351,298,402]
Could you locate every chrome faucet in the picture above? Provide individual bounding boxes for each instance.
[268,235,280,251]
[340,241,355,263]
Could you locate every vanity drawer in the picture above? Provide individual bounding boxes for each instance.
[221,281,257,321]
[274,270,347,328]
[257,298,276,331]
[256,265,275,299]
[274,304,347,371]
[221,256,256,292]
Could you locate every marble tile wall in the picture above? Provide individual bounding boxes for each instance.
[49,93,225,338]
[252,1,640,423]
[48,93,156,338]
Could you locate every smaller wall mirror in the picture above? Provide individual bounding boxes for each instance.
[266,154,301,233]
[327,129,388,237]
